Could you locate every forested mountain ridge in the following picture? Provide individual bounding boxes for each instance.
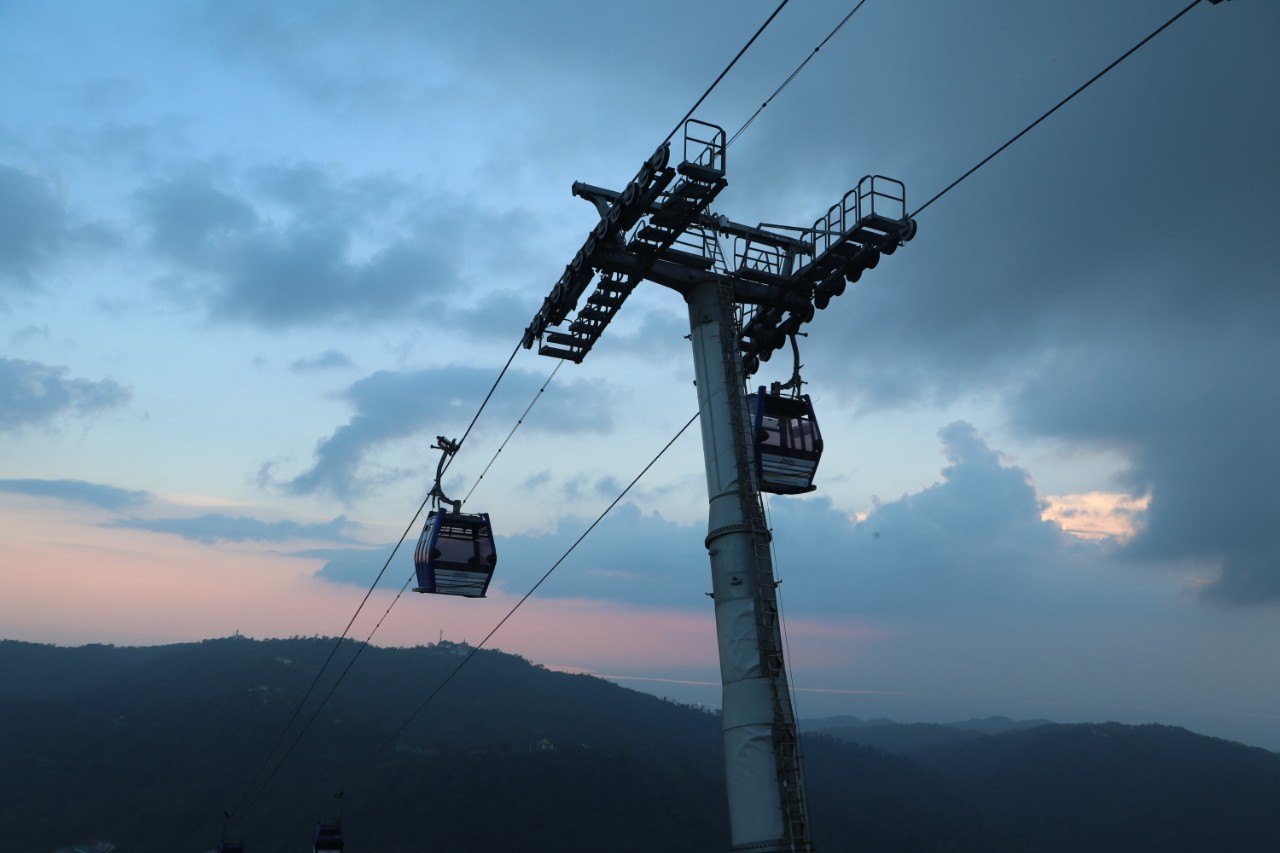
[812,714,1280,852]
[2,637,1276,852]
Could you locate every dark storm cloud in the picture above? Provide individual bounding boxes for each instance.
[723,1,1280,606]
[121,0,1280,607]
[109,513,357,545]
[1011,328,1280,607]
[290,349,354,373]
[186,0,733,115]
[283,365,613,501]
[137,167,464,328]
[754,2,1278,403]
[0,357,130,432]
[0,478,151,511]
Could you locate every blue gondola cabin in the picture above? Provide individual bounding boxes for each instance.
[414,510,497,597]
[749,387,823,495]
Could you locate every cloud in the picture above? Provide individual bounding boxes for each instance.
[79,77,140,111]
[300,546,407,588]
[494,503,708,606]
[0,478,151,511]
[290,349,354,373]
[136,167,467,328]
[0,164,118,294]
[308,424,1107,617]
[520,469,553,492]
[308,502,709,606]
[438,291,545,344]
[1011,331,1280,607]
[602,309,691,359]
[1042,492,1149,543]
[760,422,1088,617]
[874,421,1061,553]
[760,3,1280,607]
[109,513,358,545]
[281,365,613,501]
[0,357,130,432]
[184,0,719,119]
[10,324,50,345]
[0,165,71,289]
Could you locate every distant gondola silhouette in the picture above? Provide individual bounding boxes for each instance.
[314,818,345,851]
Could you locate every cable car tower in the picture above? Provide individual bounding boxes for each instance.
[524,120,915,851]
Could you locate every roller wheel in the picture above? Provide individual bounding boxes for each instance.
[648,144,670,172]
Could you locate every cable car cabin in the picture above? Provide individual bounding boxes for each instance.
[314,819,345,852]
[218,843,245,853]
[414,510,497,597]
[749,387,823,495]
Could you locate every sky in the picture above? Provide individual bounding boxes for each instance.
[2,0,1279,750]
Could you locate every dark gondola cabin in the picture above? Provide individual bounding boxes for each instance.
[749,387,823,495]
[218,843,246,853]
[314,819,345,852]
[414,509,497,597]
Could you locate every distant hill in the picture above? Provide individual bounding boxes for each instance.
[913,722,1280,852]
[804,714,1058,756]
[813,714,1280,852]
[1,638,1276,852]
[0,638,1008,852]
[805,713,1054,737]
[812,720,988,754]
[945,715,1055,734]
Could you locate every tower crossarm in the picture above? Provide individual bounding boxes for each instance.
[736,175,917,377]
[526,121,734,362]
[523,143,677,356]
[574,182,809,256]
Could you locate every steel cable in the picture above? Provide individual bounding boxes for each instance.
[270,412,700,852]
[912,0,1207,218]
[662,0,791,146]
[227,340,523,831]
[728,0,871,148]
